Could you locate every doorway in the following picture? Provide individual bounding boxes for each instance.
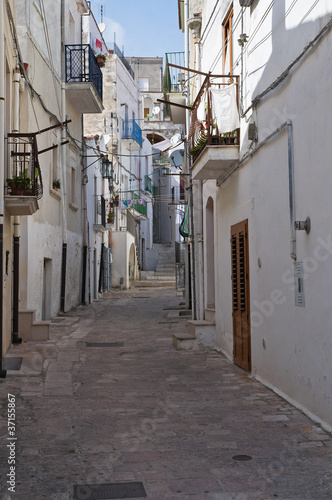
[231,220,251,372]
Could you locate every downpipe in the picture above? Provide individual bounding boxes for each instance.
[12,69,22,344]
[0,0,7,377]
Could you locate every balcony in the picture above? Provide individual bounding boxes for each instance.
[93,195,106,232]
[163,52,186,124]
[5,133,43,215]
[121,120,142,151]
[189,75,240,181]
[65,45,103,113]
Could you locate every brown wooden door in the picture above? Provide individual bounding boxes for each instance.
[231,220,251,372]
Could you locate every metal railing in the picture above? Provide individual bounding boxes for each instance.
[65,44,103,102]
[189,75,240,163]
[110,42,135,80]
[144,175,153,193]
[130,192,147,217]
[163,52,186,93]
[122,119,143,147]
[6,133,43,199]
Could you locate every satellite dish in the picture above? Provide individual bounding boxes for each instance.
[152,106,161,115]
[169,149,184,168]
[170,133,181,146]
[98,22,106,33]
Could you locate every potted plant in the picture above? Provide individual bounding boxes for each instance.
[53,179,60,191]
[96,53,106,67]
[107,208,114,224]
[6,171,31,195]
[114,191,119,206]
[189,134,208,158]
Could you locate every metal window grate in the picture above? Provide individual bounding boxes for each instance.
[73,482,146,499]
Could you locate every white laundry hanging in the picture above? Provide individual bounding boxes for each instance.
[210,84,239,134]
[197,91,207,123]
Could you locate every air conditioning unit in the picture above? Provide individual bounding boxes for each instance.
[239,0,254,6]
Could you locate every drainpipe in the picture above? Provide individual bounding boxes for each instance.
[12,68,21,343]
[185,0,197,319]
[60,0,67,311]
[195,30,204,320]
[81,156,88,304]
[0,0,7,377]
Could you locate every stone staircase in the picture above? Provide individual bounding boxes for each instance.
[136,244,176,288]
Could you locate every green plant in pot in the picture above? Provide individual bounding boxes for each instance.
[96,53,106,67]
[7,170,31,195]
[53,179,60,190]
[107,208,114,224]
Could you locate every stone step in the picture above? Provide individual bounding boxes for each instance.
[18,310,51,341]
[172,332,197,350]
[205,307,215,323]
[134,280,176,288]
[146,275,175,281]
[187,319,217,349]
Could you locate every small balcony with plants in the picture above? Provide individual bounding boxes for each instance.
[5,133,43,215]
[65,44,104,113]
[189,74,240,181]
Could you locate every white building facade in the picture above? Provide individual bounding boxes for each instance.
[184,0,332,431]
[8,0,103,343]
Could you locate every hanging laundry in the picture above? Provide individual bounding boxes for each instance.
[197,91,207,123]
[210,84,239,134]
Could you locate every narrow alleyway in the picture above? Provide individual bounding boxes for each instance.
[1,286,332,500]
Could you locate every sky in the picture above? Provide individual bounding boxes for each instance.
[90,0,185,58]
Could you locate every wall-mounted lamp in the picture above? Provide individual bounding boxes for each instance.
[294,217,311,234]
[101,156,113,180]
[238,33,249,46]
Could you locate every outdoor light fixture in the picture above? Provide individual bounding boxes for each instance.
[238,33,249,46]
[101,156,113,180]
[239,0,254,7]
[294,217,311,234]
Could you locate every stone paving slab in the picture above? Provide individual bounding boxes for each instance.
[0,287,332,499]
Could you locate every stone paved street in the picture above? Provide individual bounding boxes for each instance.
[1,286,332,500]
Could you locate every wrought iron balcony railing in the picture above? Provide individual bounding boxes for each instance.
[189,75,240,163]
[6,133,43,198]
[111,42,135,80]
[65,44,103,102]
[163,52,186,94]
[122,119,143,148]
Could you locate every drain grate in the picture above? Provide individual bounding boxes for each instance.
[86,342,124,348]
[73,482,146,499]
[232,454,253,462]
[4,357,23,370]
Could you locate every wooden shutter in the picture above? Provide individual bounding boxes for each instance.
[231,220,251,372]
